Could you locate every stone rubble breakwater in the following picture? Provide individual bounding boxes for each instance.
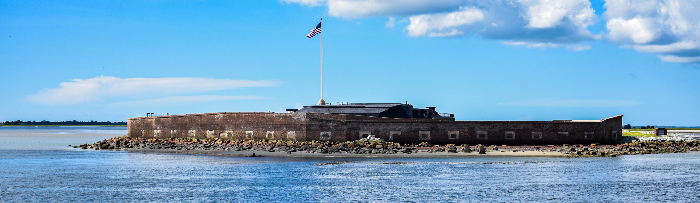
[74,136,700,157]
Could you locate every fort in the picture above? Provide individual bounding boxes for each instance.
[128,103,623,145]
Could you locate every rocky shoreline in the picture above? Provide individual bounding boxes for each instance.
[72,136,700,158]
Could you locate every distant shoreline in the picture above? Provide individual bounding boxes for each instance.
[2,120,126,126]
[0,125,126,127]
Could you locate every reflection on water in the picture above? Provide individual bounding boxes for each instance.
[0,127,699,202]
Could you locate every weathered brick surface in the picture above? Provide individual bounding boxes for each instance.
[128,112,307,141]
[128,112,622,145]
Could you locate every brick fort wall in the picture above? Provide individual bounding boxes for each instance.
[128,113,622,145]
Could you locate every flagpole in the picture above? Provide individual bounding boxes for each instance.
[319,18,325,105]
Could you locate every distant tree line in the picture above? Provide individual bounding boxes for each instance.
[1,120,126,126]
[623,124,655,129]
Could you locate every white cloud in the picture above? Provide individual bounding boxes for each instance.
[27,76,278,105]
[109,95,266,106]
[406,7,484,37]
[657,55,700,63]
[291,0,598,48]
[327,0,465,18]
[604,0,700,63]
[385,17,395,28]
[503,41,527,46]
[281,0,326,7]
[505,99,640,107]
[606,17,658,44]
[566,44,592,51]
[528,43,560,49]
[521,0,596,29]
[632,41,698,53]
[429,29,465,37]
[285,0,700,63]
[503,41,561,49]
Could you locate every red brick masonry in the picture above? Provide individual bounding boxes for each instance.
[128,113,623,145]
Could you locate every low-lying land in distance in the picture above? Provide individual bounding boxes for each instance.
[1,120,126,126]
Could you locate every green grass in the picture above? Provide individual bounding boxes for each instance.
[627,129,655,131]
[623,131,657,137]
[627,128,699,131]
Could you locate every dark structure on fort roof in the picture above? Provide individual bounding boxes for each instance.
[293,103,452,120]
[128,102,623,145]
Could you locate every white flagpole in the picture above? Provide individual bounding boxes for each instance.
[319,18,324,105]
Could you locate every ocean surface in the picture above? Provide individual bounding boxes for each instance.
[1,126,699,202]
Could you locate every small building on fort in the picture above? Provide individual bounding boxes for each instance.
[128,103,623,145]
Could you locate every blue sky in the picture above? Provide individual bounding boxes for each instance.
[1,0,699,126]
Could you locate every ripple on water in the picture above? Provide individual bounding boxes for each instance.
[1,128,700,201]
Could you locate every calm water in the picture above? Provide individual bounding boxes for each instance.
[1,127,699,202]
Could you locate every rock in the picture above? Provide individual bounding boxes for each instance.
[461,144,471,153]
[359,135,383,142]
[80,136,700,158]
[447,144,457,153]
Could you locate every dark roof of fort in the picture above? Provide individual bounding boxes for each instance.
[295,103,404,114]
[294,103,451,119]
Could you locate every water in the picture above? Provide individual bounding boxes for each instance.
[1,127,699,202]
[0,126,125,149]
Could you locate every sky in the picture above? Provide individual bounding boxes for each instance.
[1,0,699,126]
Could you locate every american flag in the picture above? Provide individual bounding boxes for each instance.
[306,22,322,38]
